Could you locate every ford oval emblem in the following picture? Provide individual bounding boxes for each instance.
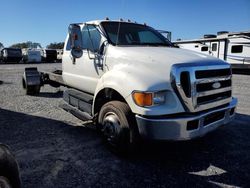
[212,82,221,89]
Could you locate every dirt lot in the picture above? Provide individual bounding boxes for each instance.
[0,63,250,188]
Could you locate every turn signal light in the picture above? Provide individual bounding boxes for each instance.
[133,92,153,107]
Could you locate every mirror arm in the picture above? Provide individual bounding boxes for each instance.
[99,40,108,56]
[86,48,95,60]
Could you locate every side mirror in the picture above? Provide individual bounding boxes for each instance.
[68,24,83,58]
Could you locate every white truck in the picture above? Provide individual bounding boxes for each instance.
[22,20,237,152]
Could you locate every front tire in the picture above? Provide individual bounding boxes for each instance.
[98,101,140,154]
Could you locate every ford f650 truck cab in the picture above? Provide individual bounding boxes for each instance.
[23,20,237,152]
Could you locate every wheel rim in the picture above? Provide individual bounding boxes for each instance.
[102,112,121,146]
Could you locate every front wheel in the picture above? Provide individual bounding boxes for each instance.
[98,101,140,154]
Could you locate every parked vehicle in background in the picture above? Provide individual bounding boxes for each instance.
[41,49,57,62]
[0,48,22,63]
[173,31,250,70]
[22,19,237,153]
[56,49,63,62]
[22,48,42,63]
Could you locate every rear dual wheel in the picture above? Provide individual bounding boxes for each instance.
[22,78,40,95]
[98,101,140,154]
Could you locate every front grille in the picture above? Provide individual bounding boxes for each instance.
[196,80,231,92]
[195,68,231,79]
[197,91,231,105]
[171,63,232,112]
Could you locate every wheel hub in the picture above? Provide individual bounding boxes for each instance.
[103,112,120,142]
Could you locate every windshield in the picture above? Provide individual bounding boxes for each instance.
[101,22,172,46]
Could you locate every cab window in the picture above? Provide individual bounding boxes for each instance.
[66,38,71,51]
[82,25,101,52]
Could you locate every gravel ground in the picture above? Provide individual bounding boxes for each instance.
[0,63,250,188]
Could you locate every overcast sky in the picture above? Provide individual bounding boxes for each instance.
[0,0,249,47]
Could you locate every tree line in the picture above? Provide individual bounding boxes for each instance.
[0,41,64,49]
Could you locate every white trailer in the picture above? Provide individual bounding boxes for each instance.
[173,31,250,70]
[22,48,42,63]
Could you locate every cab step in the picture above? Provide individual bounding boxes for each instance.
[60,102,93,121]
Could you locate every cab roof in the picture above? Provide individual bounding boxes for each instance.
[78,20,146,26]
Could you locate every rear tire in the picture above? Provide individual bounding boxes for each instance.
[22,78,40,95]
[98,101,140,154]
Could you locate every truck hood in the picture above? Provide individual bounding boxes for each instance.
[106,45,223,67]
[105,45,228,91]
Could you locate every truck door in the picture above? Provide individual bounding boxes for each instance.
[63,24,105,94]
[211,42,219,58]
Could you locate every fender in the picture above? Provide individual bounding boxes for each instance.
[93,68,184,116]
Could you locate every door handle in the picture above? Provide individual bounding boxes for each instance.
[70,55,76,64]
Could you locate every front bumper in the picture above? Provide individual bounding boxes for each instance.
[136,97,237,141]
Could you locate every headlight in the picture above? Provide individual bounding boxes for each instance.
[132,91,166,107]
[153,91,166,104]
